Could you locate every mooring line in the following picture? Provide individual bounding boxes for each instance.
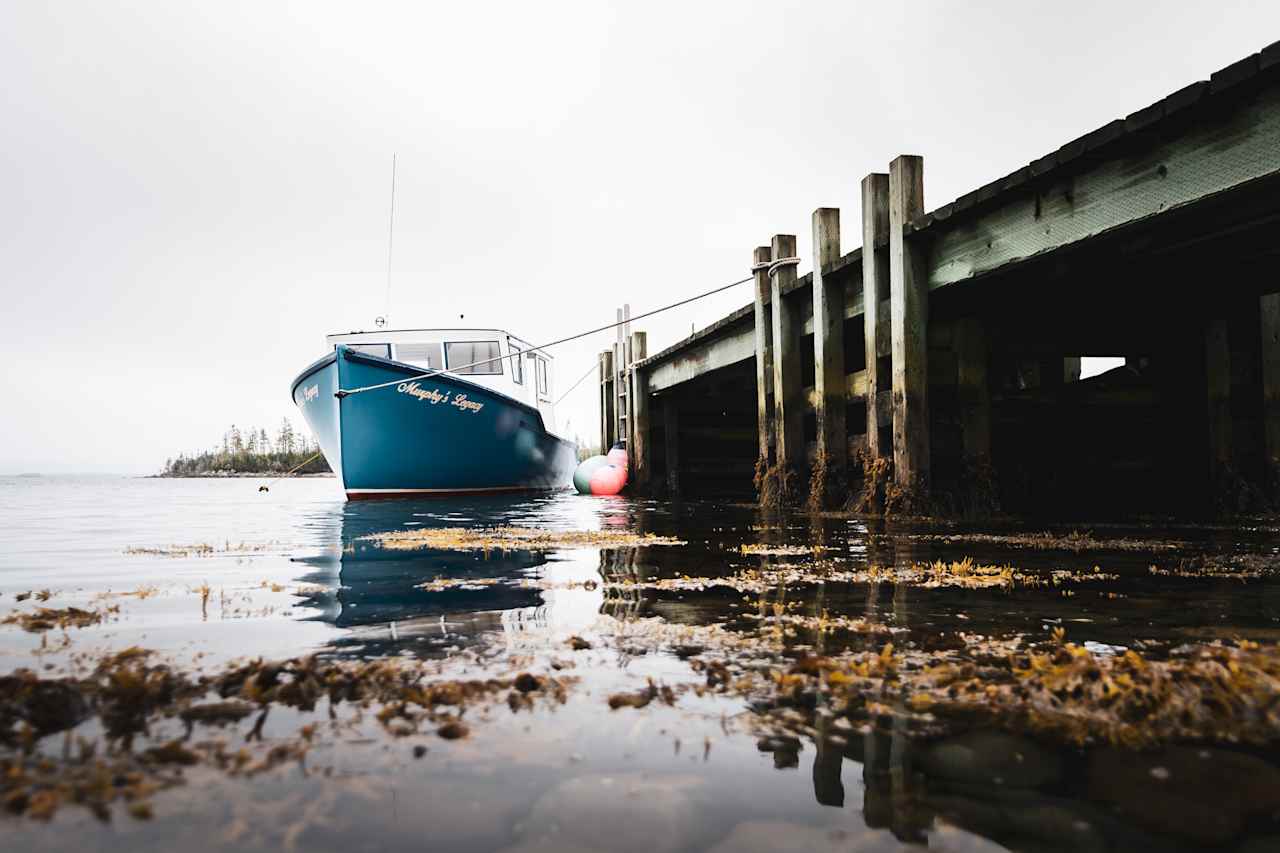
[335,274,756,398]
[257,451,324,493]
[553,360,602,407]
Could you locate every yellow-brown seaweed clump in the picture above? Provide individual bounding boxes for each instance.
[0,651,576,823]
[366,526,685,552]
[1,606,106,633]
[704,633,1280,750]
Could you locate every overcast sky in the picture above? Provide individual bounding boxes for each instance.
[3,1,1278,474]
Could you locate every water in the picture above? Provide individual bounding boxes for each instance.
[4,475,1280,851]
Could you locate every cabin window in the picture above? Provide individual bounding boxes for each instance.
[395,342,444,370]
[445,341,503,375]
[536,358,549,396]
[342,343,391,359]
[509,340,524,385]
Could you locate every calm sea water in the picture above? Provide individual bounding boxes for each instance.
[4,475,1280,852]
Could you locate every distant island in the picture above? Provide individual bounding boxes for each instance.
[161,420,331,477]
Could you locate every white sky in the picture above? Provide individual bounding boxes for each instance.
[3,1,1277,473]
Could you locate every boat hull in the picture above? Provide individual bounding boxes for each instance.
[291,347,577,500]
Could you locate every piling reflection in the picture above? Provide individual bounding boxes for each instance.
[275,496,1280,851]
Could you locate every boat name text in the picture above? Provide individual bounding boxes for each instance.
[397,382,485,414]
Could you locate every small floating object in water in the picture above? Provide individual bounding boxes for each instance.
[573,442,628,495]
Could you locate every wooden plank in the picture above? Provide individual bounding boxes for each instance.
[1206,317,1231,484]
[664,401,680,496]
[889,155,929,488]
[771,234,804,480]
[1262,293,1280,491]
[926,84,1280,290]
[812,207,846,489]
[752,245,773,464]
[862,173,890,456]
[629,332,650,488]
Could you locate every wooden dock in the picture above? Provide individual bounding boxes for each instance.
[602,43,1280,515]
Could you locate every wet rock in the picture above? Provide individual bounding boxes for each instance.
[1088,746,1280,845]
[179,700,256,728]
[703,821,866,853]
[928,794,1111,853]
[511,773,703,853]
[920,731,1061,789]
[437,720,469,740]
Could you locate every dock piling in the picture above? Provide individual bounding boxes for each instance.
[861,174,890,462]
[599,349,615,450]
[811,207,846,508]
[1205,316,1232,491]
[1263,293,1280,495]
[753,245,774,469]
[664,401,680,496]
[770,234,803,500]
[629,331,649,488]
[888,155,929,496]
[955,317,991,460]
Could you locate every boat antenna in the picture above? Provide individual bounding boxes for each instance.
[378,152,397,329]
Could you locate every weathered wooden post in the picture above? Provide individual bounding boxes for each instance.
[861,174,890,460]
[664,400,680,496]
[888,155,929,497]
[811,208,845,508]
[1263,294,1280,494]
[752,245,774,468]
[629,331,650,489]
[599,349,615,450]
[1206,316,1232,492]
[771,234,803,500]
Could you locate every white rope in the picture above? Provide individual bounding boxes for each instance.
[553,360,600,406]
[336,274,754,398]
[768,256,801,276]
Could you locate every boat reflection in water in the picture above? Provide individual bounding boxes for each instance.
[292,496,613,658]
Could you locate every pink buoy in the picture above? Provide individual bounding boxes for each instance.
[573,443,629,496]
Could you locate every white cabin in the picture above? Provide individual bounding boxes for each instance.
[327,328,563,434]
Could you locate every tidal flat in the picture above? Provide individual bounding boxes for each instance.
[4,475,1280,852]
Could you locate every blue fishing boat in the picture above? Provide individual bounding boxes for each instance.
[290,328,578,499]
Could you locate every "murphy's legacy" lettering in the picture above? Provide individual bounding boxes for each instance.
[396,382,485,414]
